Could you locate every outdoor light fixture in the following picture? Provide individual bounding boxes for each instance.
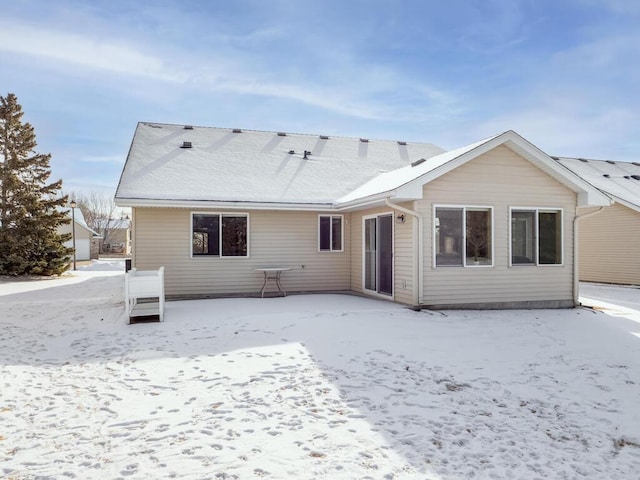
[69,199,77,270]
[397,214,406,223]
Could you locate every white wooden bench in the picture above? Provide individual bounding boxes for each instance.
[125,267,165,323]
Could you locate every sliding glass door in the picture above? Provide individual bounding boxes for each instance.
[364,214,393,296]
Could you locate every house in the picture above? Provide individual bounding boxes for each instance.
[96,218,131,254]
[58,208,100,261]
[115,123,610,308]
[555,157,640,285]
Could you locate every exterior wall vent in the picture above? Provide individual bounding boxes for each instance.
[411,158,426,167]
[360,138,369,143]
[232,128,242,133]
[320,135,329,140]
[397,141,407,146]
[277,132,287,136]
[184,125,194,130]
[181,141,192,149]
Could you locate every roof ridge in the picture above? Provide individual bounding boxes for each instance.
[137,121,444,148]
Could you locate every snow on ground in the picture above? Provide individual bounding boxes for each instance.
[1,264,640,479]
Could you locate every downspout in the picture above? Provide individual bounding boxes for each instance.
[385,198,424,307]
[573,206,605,305]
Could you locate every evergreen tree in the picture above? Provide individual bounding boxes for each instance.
[0,93,72,275]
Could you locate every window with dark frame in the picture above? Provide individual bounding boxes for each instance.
[192,213,248,257]
[319,215,343,252]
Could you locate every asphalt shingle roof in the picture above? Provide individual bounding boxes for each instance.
[556,157,640,211]
[115,123,445,205]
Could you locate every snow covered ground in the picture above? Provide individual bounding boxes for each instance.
[1,262,639,479]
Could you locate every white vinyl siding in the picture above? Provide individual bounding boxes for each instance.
[418,145,577,307]
[578,203,640,285]
[133,208,351,296]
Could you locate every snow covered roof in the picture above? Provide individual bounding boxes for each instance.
[115,124,609,210]
[115,123,444,209]
[64,208,99,236]
[96,218,131,230]
[337,130,611,208]
[555,157,640,212]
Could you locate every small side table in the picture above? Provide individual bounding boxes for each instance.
[255,268,292,297]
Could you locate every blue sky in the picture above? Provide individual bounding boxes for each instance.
[1,0,638,196]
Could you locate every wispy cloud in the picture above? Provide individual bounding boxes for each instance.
[0,19,459,124]
[0,22,184,83]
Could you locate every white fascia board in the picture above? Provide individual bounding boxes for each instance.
[115,197,339,212]
[500,132,611,207]
[393,130,610,208]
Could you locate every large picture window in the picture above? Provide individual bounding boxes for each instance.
[192,213,248,257]
[511,209,562,265]
[434,206,493,267]
[319,215,343,252]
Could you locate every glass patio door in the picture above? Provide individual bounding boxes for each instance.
[364,214,393,296]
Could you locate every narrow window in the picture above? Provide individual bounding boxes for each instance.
[511,210,536,264]
[465,208,492,265]
[435,208,463,266]
[193,214,220,255]
[192,213,248,257]
[222,216,248,256]
[538,210,562,264]
[511,209,562,265]
[319,215,343,252]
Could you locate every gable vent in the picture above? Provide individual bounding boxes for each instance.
[277,132,287,136]
[320,135,329,140]
[360,138,369,143]
[411,158,426,167]
[603,174,610,178]
[232,128,242,133]
[184,125,194,130]
[181,141,192,149]
[397,141,407,146]
[606,160,616,164]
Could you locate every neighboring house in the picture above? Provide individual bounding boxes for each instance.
[96,218,131,254]
[58,208,100,261]
[115,123,610,308]
[555,157,640,285]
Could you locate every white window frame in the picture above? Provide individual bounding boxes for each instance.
[432,204,495,268]
[318,214,344,252]
[509,207,563,267]
[190,212,250,258]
